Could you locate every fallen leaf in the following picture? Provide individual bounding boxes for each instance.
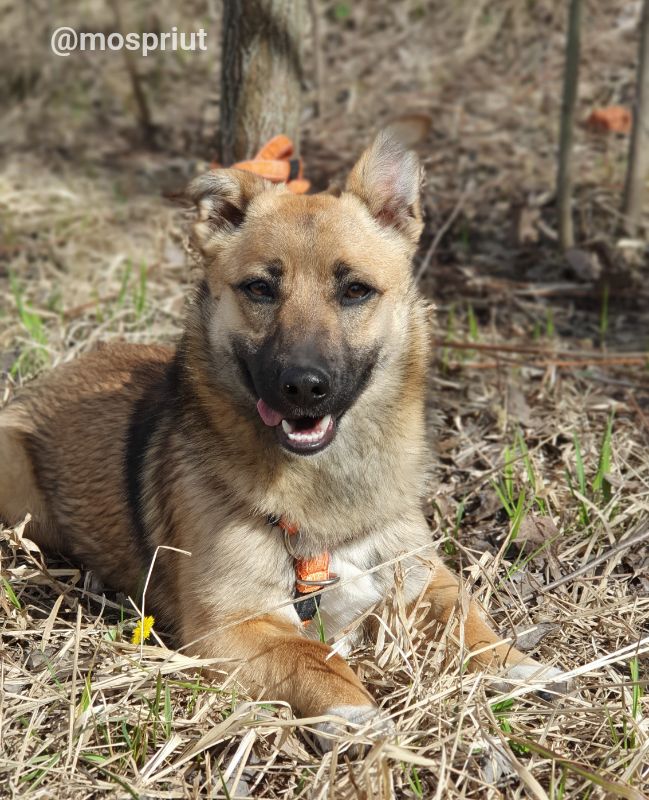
[512,622,558,652]
[385,113,432,146]
[585,106,632,134]
[464,490,502,524]
[565,247,602,282]
[517,516,559,548]
[507,384,533,428]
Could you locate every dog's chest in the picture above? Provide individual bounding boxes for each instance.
[303,532,434,654]
[315,540,386,638]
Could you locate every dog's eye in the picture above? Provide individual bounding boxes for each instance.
[242,280,275,301]
[342,283,374,305]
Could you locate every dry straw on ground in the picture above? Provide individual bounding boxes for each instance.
[1,1,649,797]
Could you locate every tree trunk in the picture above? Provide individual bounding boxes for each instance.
[220,0,305,164]
[557,0,582,250]
[622,0,649,236]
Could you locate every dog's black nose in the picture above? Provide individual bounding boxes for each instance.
[280,366,330,408]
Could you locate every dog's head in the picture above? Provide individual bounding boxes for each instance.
[187,130,424,456]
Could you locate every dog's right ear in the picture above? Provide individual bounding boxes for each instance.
[345,130,424,247]
[186,169,271,259]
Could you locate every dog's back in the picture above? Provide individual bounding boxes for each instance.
[0,343,173,594]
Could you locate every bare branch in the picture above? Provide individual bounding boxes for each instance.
[622,0,649,236]
[557,0,582,250]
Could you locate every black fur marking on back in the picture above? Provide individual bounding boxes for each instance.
[125,358,181,563]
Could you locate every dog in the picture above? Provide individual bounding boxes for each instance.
[0,130,566,750]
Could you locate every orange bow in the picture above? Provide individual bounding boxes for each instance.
[212,135,311,194]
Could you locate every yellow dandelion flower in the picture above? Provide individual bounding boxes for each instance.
[131,615,155,645]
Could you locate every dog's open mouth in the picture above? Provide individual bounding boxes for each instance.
[256,399,337,454]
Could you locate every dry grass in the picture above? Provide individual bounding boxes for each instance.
[2,1,649,797]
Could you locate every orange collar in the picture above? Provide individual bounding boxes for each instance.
[271,515,339,624]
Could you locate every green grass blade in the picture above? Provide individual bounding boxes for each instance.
[2,576,21,610]
[592,414,613,503]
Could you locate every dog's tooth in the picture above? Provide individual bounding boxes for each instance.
[289,431,323,443]
[286,422,329,445]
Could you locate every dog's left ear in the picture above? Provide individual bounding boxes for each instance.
[186,169,274,259]
[345,130,424,246]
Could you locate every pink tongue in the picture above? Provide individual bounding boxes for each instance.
[256,398,284,427]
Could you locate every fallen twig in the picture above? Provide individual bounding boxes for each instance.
[450,356,648,370]
[415,183,472,283]
[433,338,649,362]
[522,528,649,602]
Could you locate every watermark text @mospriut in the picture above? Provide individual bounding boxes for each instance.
[51,26,208,57]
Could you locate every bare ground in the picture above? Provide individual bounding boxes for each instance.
[1,1,648,798]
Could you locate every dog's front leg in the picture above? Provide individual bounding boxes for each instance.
[420,559,568,693]
[185,613,382,750]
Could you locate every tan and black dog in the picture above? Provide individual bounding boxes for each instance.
[0,131,565,748]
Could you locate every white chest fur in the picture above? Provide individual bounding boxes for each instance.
[317,542,385,639]
[310,536,433,655]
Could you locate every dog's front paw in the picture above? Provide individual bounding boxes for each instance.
[313,704,394,754]
[499,661,572,700]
